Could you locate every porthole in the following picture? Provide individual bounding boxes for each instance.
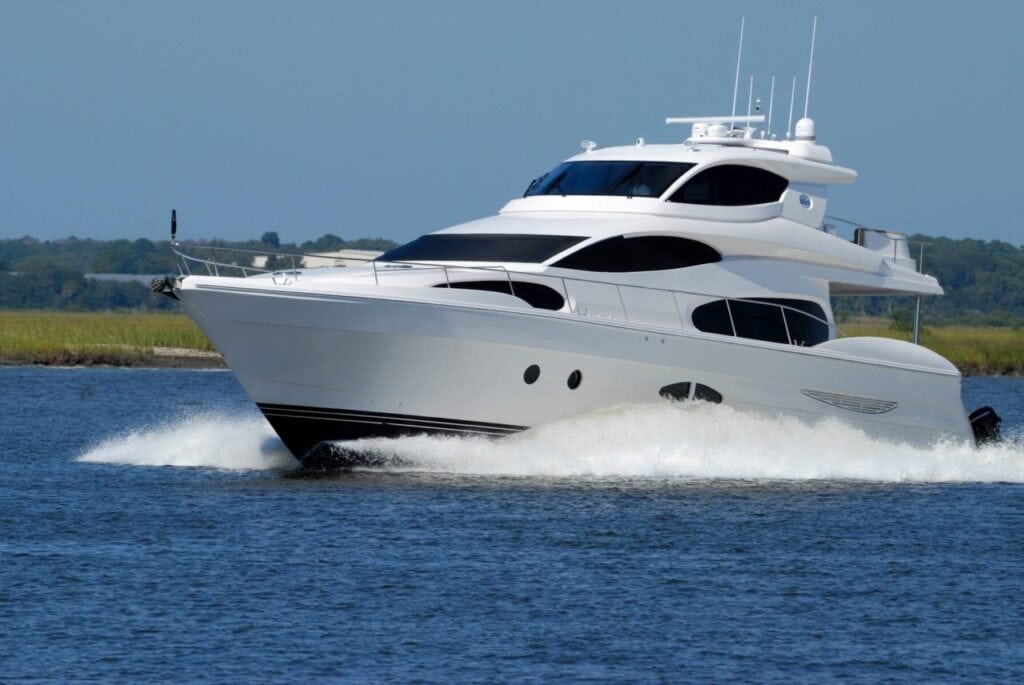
[567,370,582,390]
[524,364,540,384]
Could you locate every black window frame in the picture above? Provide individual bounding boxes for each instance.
[552,235,721,273]
[432,280,565,311]
[691,298,829,346]
[525,161,696,199]
[377,234,587,264]
[669,164,789,206]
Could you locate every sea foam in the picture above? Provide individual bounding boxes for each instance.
[77,413,298,471]
[77,402,1024,482]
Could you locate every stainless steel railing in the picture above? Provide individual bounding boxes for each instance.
[170,243,844,344]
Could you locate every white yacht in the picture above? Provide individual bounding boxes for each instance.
[159,114,999,467]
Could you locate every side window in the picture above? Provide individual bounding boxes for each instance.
[692,298,829,346]
[434,280,565,310]
[553,236,721,272]
[669,165,788,206]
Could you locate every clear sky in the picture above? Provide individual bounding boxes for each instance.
[2,0,1021,245]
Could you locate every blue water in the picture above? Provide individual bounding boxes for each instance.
[3,367,1024,682]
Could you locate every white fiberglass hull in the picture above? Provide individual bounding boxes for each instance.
[177,276,973,462]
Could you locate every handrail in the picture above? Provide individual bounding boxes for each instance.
[170,242,845,343]
[824,214,930,272]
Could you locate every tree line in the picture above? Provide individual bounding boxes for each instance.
[1,232,1022,323]
[0,233,397,311]
[833,234,1024,326]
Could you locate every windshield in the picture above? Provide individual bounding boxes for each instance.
[378,234,587,263]
[524,161,695,198]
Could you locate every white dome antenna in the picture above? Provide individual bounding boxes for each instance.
[795,117,816,141]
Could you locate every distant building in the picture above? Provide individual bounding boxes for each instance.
[251,249,382,269]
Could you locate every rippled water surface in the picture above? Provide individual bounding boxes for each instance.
[3,367,1024,682]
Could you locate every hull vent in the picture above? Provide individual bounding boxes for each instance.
[801,389,897,414]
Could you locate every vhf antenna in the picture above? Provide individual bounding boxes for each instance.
[746,74,755,121]
[730,16,745,128]
[804,16,818,118]
[767,74,776,138]
[786,76,797,139]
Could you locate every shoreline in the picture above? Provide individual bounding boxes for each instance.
[0,354,1017,376]
[1,311,1021,376]
[0,348,226,369]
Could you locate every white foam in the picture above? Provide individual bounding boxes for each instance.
[77,413,298,471]
[77,402,1024,482]
[341,402,1024,482]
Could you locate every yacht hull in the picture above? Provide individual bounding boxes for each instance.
[178,278,973,462]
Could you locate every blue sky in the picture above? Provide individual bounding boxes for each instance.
[1,0,1021,245]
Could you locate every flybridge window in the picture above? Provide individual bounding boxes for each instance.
[692,298,829,346]
[669,164,788,206]
[378,234,586,263]
[525,162,696,198]
[553,235,721,272]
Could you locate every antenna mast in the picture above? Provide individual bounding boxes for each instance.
[767,75,776,137]
[786,76,797,139]
[746,74,754,120]
[730,16,745,127]
[803,16,818,118]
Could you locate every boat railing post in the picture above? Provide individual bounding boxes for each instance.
[616,285,629,322]
[779,303,792,345]
[291,255,298,281]
[373,260,379,285]
[211,248,220,277]
[724,299,737,336]
[506,269,515,298]
[671,291,684,330]
[444,265,451,288]
[913,295,922,345]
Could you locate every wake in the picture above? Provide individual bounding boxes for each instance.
[77,402,1024,482]
[77,413,298,471]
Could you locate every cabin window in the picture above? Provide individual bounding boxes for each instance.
[552,235,721,272]
[379,234,585,263]
[525,162,695,198]
[692,298,829,346]
[669,164,788,206]
[433,280,565,310]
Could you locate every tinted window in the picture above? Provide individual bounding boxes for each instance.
[692,298,829,346]
[434,280,565,310]
[760,298,830,346]
[526,162,695,198]
[669,165,788,206]
[379,234,585,263]
[553,236,721,272]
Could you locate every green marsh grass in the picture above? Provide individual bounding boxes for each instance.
[843,320,1024,375]
[0,310,1019,373]
[0,310,214,365]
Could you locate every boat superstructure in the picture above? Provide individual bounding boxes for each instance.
[159,105,1000,465]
